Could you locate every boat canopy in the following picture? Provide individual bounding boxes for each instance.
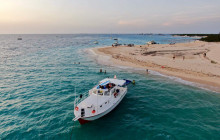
[99,78,126,86]
[96,80,110,89]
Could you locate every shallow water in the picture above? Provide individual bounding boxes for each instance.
[0,34,219,140]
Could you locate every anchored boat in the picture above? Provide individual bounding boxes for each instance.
[94,41,99,44]
[73,77,131,124]
[147,40,157,45]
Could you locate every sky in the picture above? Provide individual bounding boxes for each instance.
[0,0,220,34]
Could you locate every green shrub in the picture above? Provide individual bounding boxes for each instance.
[173,34,220,42]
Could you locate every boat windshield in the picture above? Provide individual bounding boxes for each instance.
[93,89,110,96]
[104,91,110,96]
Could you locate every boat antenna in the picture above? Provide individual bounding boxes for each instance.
[74,85,76,107]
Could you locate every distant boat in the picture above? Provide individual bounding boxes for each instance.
[112,43,119,46]
[17,38,22,40]
[113,38,118,40]
[147,41,157,45]
[112,41,122,47]
[73,77,131,124]
[94,41,99,44]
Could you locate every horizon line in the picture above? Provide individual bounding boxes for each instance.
[0,33,218,35]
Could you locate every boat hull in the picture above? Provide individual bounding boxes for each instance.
[78,90,127,124]
[78,118,90,124]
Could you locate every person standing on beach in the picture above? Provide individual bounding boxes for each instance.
[173,54,175,60]
[183,56,185,60]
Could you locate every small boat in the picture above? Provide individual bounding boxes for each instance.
[112,42,121,47]
[112,40,122,47]
[17,38,22,40]
[73,77,131,124]
[147,41,157,45]
[94,41,99,44]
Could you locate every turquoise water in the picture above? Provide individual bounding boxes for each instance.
[0,34,219,140]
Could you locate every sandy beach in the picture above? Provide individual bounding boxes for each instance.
[92,41,220,92]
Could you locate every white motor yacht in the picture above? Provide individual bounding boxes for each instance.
[73,77,131,124]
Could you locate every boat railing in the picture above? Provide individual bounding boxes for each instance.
[73,88,105,109]
[87,86,127,116]
[74,91,90,108]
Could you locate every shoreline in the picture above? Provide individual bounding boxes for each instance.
[91,41,220,92]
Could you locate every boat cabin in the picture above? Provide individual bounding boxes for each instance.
[90,78,126,97]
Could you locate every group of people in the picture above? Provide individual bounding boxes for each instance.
[99,83,115,90]
[100,69,106,73]
[107,83,115,89]
[172,55,185,60]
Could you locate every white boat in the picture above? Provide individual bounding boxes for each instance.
[147,41,157,45]
[112,41,122,47]
[73,77,131,124]
[94,41,99,44]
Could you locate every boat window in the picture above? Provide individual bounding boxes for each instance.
[104,91,110,96]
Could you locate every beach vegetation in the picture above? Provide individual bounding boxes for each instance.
[200,34,220,42]
[173,34,220,42]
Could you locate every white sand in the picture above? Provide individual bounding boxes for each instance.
[92,41,220,92]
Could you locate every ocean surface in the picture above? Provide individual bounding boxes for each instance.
[0,34,219,140]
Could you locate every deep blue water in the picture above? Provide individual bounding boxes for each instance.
[0,34,219,140]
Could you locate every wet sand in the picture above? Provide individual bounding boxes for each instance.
[92,41,220,92]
